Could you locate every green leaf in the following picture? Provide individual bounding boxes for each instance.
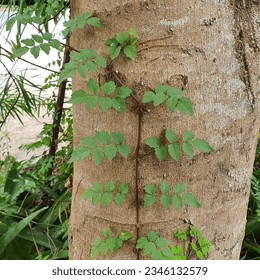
[123,45,136,60]
[14,47,29,57]
[86,96,98,110]
[136,237,148,249]
[115,193,125,206]
[160,194,172,209]
[81,137,97,148]
[182,142,194,158]
[101,192,113,206]
[68,146,90,163]
[145,184,156,194]
[81,48,96,59]
[117,86,132,98]
[120,231,132,241]
[166,97,179,112]
[144,242,156,255]
[32,34,43,43]
[77,64,88,78]
[155,85,169,94]
[174,230,187,241]
[92,193,102,205]
[0,207,48,256]
[94,55,107,68]
[142,91,155,103]
[70,90,88,104]
[95,131,110,145]
[104,145,117,160]
[21,39,35,46]
[40,43,50,54]
[105,237,116,251]
[117,144,131,158]
[92,147,104,165]
[155,146,167,161]
[103,227,112,238]
[102,81,116,96]
[109,45,121,60]
[86,61,97,73]
[155,237,169,249]
[165,129,177,143]
[99,242,108,256]
[49,39,61,49]
[182,131,194,141]
[168,143,181,161]
[144,194,156,207]
[177,97,194,116]
[93,182,103,192]
[111,132,124,145]
[90,246,100,259]
[167,87,183,97]
[192,138,213,153]
[118,183,129,194]
[98,97,113,112]
[172,194,182,209]
[86,17,102,28]
[82,189,94,200]
[59,67,74,83]
[183,193,201,208]
[147,231,159,242]
[145,137,159,148]
[153,92,168,106]
[105,181,116,192]
[128,28,138,38]
[159,181,170,193]
[174,183,186,194]
[112,98,126,113]
[87,79,99,94]
[116,33,129,44]
[42,32,52,41]
[30,46,40,58]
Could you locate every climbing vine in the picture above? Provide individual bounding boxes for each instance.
[64,14,213,260]
[10,8,213,259]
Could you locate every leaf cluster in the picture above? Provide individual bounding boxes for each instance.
[144,181,201,209]
[136,231,186,260]
[136,226,211,260]
[142,85,193,116]
[70,80,132,113]
[15,32,61,58]
[188,226,212,259]
[91,228,132,259]
[145,129,213,161]
[82,181,129,207]
[69,131,131,165]
[59,49,106,83]
[105,28,138,60]
[63,13,102,38]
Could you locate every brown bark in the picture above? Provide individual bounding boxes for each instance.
[69,0,260,259]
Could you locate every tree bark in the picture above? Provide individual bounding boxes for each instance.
[69,0,260,259]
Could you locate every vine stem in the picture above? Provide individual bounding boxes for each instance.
[135,107,143,260]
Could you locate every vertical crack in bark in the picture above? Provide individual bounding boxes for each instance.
[135,108,143,260]
[232,0,258,110]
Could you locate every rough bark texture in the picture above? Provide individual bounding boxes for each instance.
[69,0,260,259]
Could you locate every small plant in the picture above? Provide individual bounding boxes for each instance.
[136,226,211,260]
[142,85,193,116]
[105,28,138,60]
[69,131,131,165]
[145,129,213,161]
[90,227,132,259]
[144,181,201,209]
[70,80,132,113]
[82,181,129,207]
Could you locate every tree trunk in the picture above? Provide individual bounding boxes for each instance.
[69,0,260,259]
